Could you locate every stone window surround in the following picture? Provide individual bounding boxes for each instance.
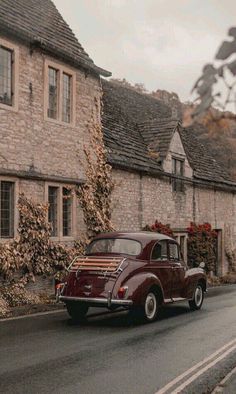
[45,182,77,241]
[44,59,76,126]
[0,38,19,112]
[0,176,19,242]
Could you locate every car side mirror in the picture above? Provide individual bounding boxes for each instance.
[199,261,205,269]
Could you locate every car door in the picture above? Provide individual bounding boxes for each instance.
[149,240,172,300]
[168,241,186,299]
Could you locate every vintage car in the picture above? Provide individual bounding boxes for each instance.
[57,232,207,323]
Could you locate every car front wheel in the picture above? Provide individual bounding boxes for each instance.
[189,284,204,311]
[66,302,89,322]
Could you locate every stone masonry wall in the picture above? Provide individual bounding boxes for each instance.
[0,35,101,180]
[0,35,101,242]
[111,168,236,274]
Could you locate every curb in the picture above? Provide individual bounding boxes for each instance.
[212,366,236,393]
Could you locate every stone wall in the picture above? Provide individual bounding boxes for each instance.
[0,35,101,180]
[0,34,101,242]
[111,168,236,274]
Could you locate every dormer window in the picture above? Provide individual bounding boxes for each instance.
[172,157,184,192]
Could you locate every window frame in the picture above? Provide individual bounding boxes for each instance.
[168,241,180,261]
[0,38,19,112]
[45,182,76,241]
[150,240,169,262]
[44,59,76,126]
[172,156,185,193]
[0,177,19,241]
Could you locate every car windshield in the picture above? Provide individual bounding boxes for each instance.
[86,238,142,256]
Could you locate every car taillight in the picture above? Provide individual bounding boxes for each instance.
[117,286,128,299]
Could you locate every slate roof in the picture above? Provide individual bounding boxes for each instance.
[103,114,163,174]
[0,0,110,76]
[180,127,232,183]
[102,80,234,185]
[138,118,180,161]
[102,80,172,174]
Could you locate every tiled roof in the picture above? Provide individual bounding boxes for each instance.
[0,0,110,76]
[102,80,172,174]
[138,118,180,161]
[103,114,163,174]
[180,127,232,183]
[102,81,234,185]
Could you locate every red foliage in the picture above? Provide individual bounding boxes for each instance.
[187,222,217,273]
[143,220,173,237]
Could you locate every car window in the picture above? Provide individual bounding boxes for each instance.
[151,240,168,260]
[169,242,179,260]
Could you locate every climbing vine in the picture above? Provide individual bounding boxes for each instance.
[77,97,114,238]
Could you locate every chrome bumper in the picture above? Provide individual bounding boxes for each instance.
[59,295,133,307]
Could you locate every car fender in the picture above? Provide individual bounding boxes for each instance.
[183,268,207,299]
[122,272,164,306]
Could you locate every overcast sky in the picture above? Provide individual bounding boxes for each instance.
[54,0,236,102]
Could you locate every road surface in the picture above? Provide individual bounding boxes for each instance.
[1,285,236,394]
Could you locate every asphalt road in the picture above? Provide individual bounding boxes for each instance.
[1,285,236,394]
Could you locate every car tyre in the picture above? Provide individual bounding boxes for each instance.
[189,283,204,311]
[66,302,89,323]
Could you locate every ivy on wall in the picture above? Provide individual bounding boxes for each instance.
[76,98,114,238]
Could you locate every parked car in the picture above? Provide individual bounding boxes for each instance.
[57,232,207,323]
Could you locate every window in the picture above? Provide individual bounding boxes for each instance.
[0,46,12,106]
[62,187,72,236]
[172,157,184,192]
[48,186,58,236]
[62,73,71,123]
[0,181,14,238]
[169,243,179,260]
[0,39,18,110]
[48,68,58,119]
[87,238,142,256]
[45,61,75,124]
[47,185,74,238]
[151,240,168,260]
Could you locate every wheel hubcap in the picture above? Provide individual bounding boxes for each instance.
[195,286,203,307]
[145,293,157,319]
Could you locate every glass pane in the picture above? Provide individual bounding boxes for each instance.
[63,188,72,236]
[0,181,14,238]
[0,46,12,106]
[87,238,142,256]
[48,67,58,119]
[48,186,58,236]
[62,73,71,123]
[169,243,179,260]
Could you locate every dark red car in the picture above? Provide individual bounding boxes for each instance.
[57,232,207,322]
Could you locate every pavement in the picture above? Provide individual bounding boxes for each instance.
[0,285,236,394]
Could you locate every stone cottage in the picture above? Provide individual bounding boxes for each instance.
[0,0,235,276]
[102,80,236,275]
[0,0,110,242]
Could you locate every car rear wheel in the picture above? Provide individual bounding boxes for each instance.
[144,292,159,322]
[189,284,204,311]
[66,302,89,322]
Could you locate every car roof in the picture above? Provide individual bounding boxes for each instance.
[93,231,174,245]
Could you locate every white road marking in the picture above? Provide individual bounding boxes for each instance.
[155,338,236,394]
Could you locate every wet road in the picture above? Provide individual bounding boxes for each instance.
[0,285,236,394]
